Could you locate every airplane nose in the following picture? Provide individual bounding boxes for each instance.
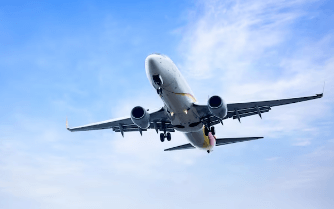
[145,54,173,87]
[145,54,160,74]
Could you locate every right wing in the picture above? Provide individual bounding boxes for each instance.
[194,93,323,125]
[226,93,323,121]
[67,107,174,136]
[164,137,263,151]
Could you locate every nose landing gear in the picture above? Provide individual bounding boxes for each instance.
[157,87,162,95]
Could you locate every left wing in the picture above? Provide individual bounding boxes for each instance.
[67,107,174,136]
[195,93,323,125]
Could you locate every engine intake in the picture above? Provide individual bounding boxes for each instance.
[208,95,227,119]
[131,106,150,129]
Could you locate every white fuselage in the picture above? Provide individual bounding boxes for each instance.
[145,54,215,151]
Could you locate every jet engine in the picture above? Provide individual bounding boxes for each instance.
[208,95,227,119]
[131,106,150,129]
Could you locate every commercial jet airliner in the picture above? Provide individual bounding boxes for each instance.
[67,54,323,153]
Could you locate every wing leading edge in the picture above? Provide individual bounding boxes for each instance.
[66,107,174,135]
[195,93,323,126]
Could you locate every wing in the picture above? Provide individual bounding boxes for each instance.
[67,107,175,136]
[194,93,323,125]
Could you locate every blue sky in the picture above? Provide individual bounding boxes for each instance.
[1,0,334,208]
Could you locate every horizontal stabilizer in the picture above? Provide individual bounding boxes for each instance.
[164,137,262,151]
[216,137,263,146]
[164,143,195,151]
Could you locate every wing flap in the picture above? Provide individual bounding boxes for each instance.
[231,108,270,119]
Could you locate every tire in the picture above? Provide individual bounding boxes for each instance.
[211,126,215,135]
[204,127,209,136]
[167,132,171,141]
[160,133,165,142]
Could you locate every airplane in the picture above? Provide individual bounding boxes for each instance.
[66,53,323,153]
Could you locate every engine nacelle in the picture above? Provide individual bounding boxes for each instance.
[131,106,150,129]
[208,95,227,119]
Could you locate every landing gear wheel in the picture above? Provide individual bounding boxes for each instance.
[160,133,165,142]
[204,127,209,136]
[210,126,215,135]
[166,132,171,141]
[156,88,162,95]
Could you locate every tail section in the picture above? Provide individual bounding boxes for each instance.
[164,136,263,152]
[215,137,263,146]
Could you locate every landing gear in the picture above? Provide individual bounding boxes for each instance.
[210,126,215,135]
[156,87,162,95]
[204,126,215,136]
[204,126,209,136]
[160,133,165,142]
[166,132,171,141]
[160,132,171,142]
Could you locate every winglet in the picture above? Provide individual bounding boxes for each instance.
[66,117,70,130]
[316,82,325,98]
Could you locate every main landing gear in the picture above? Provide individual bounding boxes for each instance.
[160,132,171,142]
[204,126,215,136]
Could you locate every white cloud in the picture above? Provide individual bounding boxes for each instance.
[293,138,312,146]
[177,0,333,143]
[266,156,281,161]
[178,0,308,79]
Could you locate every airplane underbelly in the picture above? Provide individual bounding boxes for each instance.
[161,91,203,132]
[185,128,215,150]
